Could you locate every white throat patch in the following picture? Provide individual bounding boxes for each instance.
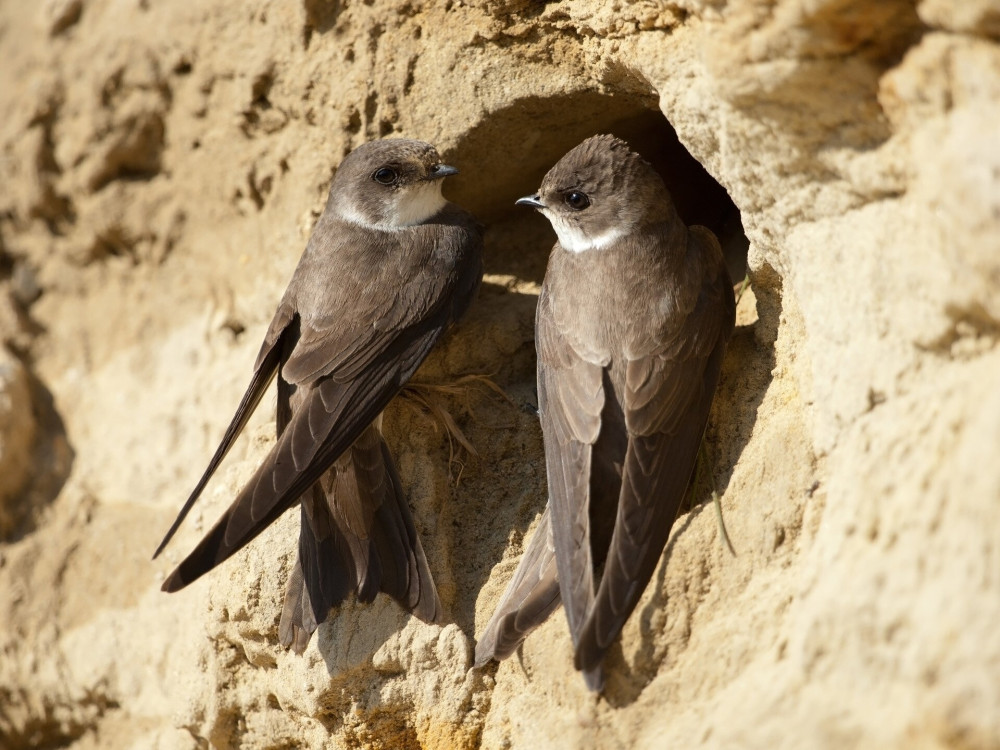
[337,182,447,230]
[393,181,447,227]
[335,201,377,228]
[543,209,627,253]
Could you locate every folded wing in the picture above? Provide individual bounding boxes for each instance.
[160,223,482,592]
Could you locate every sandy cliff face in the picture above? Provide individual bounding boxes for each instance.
[0,0,997,748]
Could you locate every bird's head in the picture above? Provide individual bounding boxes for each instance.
[516,134,675,253]
[330,139,458,229]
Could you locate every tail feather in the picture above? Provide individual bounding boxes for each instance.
[475,507,561,666]
[278,425,442,652]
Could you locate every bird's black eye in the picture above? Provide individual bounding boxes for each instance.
[372,166,398,185]
[564,191,590,210]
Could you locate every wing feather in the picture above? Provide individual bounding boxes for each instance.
[474,507,561,665]
[574,229,735,676]
[160,215,483,591]
[152,303,295,558]
[536,286,605,646]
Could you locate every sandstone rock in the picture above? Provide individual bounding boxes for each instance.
[40,0,83,37]
[0,350,35,537]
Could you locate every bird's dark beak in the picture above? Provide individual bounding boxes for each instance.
[430,163,459,179]
[516,194,545,209]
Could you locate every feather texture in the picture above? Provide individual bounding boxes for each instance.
[157,139,482,653]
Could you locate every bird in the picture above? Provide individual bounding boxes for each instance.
[154,138,483,653]
[475,134,735,690]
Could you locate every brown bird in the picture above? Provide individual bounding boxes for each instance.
[475,135,735,690]
[154,139,483,652]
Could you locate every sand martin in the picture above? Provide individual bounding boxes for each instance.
[155,139,483,652]
[476,134,735,690]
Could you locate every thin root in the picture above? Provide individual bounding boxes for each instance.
[399,374,512,485]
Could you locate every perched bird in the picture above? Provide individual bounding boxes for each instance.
[475,135,734,690]
[154,139,483,652]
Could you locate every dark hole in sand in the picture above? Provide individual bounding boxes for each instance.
[446,92,747,284]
